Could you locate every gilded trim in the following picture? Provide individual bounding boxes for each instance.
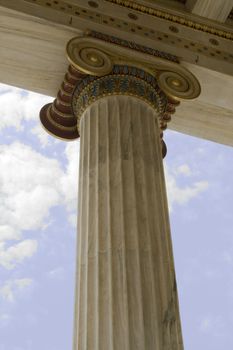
[105,0,233,40]
[66,36,201,101]
[72,65,171,134]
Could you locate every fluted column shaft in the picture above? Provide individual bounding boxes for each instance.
[73,95,183,350]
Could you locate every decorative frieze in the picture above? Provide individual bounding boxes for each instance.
[105,0,233,40]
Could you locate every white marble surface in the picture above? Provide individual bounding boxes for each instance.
[73,96,183,349]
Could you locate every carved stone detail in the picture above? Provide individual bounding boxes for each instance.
[105,0,233,40]
[66,36,201,101]
[40,34,200,157]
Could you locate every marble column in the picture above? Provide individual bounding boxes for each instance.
[40,34,201,350]
[73,95,183,350]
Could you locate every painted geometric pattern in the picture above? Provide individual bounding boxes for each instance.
[89,31,179,63]
[72,65,168,126]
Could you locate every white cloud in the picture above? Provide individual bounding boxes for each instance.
[0,140,79,268]
[175,164,192,176]
[0,142,63,236]
[0,240,38,269]
[165,164,209,211]
[0,278,33,302]
[31,124,51,147]
[0,225,20,242]
[0,84,52,131]
[68,213,77,228]
[0,84,12,94]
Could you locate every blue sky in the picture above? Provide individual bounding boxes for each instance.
[0,83,233,349]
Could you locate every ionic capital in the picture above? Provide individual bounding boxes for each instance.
[40,32,201,156]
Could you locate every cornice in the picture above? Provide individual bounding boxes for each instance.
[105,0,233,40]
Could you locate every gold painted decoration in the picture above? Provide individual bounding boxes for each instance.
[67,38,113,76]
[105,0,233,41]
[157,70,201,101]
[66,36,201,101]
[40,33,200,158]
